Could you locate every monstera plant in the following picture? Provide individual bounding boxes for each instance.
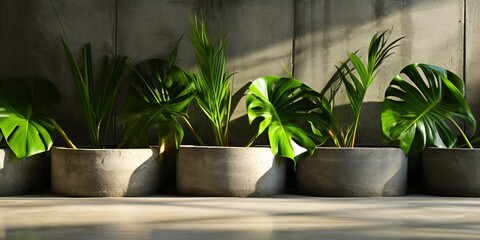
[246,76,327,163]
[382,63,479,197]
[381,63,476,154]
[0,77,70,159]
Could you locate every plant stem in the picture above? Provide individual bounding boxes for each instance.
[451,120,473,149]
[350,112,361,148]
[50,119,77,149]
[328,129,341,147]
[245,134,257,147]
[103,110,114,147]
[157,137,166,161]
[182,116,205,145]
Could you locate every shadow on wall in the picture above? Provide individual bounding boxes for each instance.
[319,102,384,146]
[0,0,464,146]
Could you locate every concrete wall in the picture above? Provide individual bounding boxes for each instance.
[0,0,476,147]
[466,0,480,134]
[295,0,464,144]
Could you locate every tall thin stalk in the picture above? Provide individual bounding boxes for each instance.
[51,0,128,148]
[328,30,403,147]
[188,13,233,146]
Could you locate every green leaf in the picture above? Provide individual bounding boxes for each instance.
[120,57,193,149]
[247,76,326,164]
[0,78,59,159]
[188,13,232,146]
[61,37,97,147]
[327,30,402,147]
[61,37,128,148]
[381,63,476,154]
[0,111,55,159]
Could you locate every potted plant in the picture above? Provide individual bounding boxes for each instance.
[0,77,61,196]
[47,3,168,195]
[119,37,193,190]
[296,30,408,197]
[50,33,168,196]
[381,63,479,196]
[176,14,296,197]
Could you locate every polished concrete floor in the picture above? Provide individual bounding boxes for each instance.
[1,194,480,240]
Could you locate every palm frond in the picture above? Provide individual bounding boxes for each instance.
[61,37,128,148]
[188,13,232,146]
[326,30,403,147]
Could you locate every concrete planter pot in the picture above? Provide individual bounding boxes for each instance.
[176,145,286,197]
[423,148,480,196]
[51,147,162,197]
[0,149,47,196]
[296,147,407,197]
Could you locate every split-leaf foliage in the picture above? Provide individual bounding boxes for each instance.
[382,63,476,154]
[246,76,328,164]
[0,78,59,159]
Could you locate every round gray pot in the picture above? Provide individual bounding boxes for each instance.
[423,148,480,196]
[176,146,286,197]
[0,149,47,196]
[51,147,162,197]
[296,147,407,197]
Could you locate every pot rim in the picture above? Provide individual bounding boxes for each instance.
[424,147,479,151]
[52,146,158,151]
[179,145,270,150]
[315,146,404,150]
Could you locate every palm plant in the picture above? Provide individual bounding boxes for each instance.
[120,39,193,152]
[186,14,234,146]
[0,78,72,159]
[246,76,328,163]
[382,63,476,154]
[323,30,403,147]
[51,0,128,148]
[61,38,128,148]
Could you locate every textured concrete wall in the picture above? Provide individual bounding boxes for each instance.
[0,0,474,146]
[295,0,464,145]
[466,0,480,134]
[117,0,293,145]
[0,0,116,145]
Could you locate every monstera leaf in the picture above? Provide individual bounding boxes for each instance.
[381,63,476,154]
[120,58,193,149]
[247,76,326,163]
[0,78,59,159]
